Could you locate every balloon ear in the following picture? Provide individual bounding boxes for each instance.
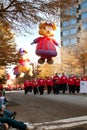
[52,22,57,30]
[39,21,45,29]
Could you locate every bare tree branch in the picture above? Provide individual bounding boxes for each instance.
[0,0,77,34]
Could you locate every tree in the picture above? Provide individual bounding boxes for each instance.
[37,63,62,78]
[0,0,77,34]
[61,47,82,75]
[74,31,87,74]
[0,20,18,66]
[0,20,19,84]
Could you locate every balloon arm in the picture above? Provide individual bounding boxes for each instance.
[58,44,61,48]
[31,42,35,45]
[31,37,41,45]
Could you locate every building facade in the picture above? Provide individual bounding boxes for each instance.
[61,0,87,46]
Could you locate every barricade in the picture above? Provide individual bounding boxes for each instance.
[80,81,87,93]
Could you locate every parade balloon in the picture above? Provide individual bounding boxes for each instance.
[13,48,33,77]
[31,21,60,64]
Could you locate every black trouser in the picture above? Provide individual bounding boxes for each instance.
[76,86,80,93]
[24,86,29,94]
[33,87,38,95]
[55,84,60,94]
[47,86,52,94]
[69,85,74,94]
[53,84,56,94]
[61,83,67,94]
[28,86,32,92]
[39,86,44,95]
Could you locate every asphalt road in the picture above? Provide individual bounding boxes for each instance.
[6,90,87,130]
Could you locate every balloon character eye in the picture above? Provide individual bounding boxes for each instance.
[45,22,53,27]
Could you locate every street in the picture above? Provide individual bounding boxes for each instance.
[6,90,87,130]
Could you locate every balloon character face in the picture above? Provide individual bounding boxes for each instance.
[39,22,56,37]
[13,48,33,78]
[31,21,59,64]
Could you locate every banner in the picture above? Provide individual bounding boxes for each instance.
[80,81,87,93]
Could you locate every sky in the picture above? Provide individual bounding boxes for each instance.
[7,25,61,79]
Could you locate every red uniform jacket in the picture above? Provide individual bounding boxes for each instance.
[38,78,45,86]
[24,80,30,88]
[72,76,77,84]
[32,80,39,88]
[45,78,53,86]
[53,76,61,84]
[29,80,33,87]
[67,77,74,85]
[61,76,67,84]
[75,79,80,87]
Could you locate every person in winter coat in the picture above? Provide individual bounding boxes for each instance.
[60,73,67,94]
[72,75,77,93]
[67,76,75,94]
[52,73,61,94]
[75,76,80,94]
[24,80,30,94]
[38,78,45,95]
[45,77,53,94]
[32,78,38,95]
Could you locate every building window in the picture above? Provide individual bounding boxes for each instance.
[70,19,77,25]
[62,30,69,36]
[70,7,76,16]
[82,23,87,30]
[70,38,77,44]
[63,39,69,46]
[64,7,76,16]
[81,1,87,9]
[70,28,77,35]
[81,12,87,19]
[62,21,69,27]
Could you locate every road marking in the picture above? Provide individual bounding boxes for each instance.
[84,98,87,99]
[27,116,87,130]
[33,115,87,126]
[38,121,87,130]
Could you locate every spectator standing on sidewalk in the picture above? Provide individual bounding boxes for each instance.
[60,73,67,94]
